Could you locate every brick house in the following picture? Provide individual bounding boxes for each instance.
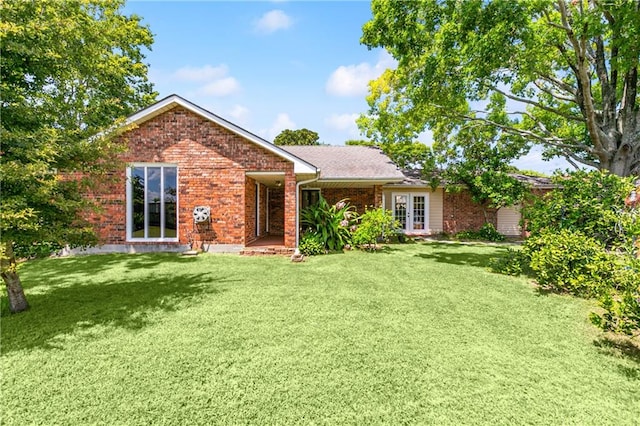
[86,95,550,254]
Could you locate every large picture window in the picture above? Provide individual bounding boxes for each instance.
[127,165,178,241]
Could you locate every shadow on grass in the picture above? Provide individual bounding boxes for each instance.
[23,253,200,287]
[593,336,640,381]
[1,260,229,354]
[413,242,509,268]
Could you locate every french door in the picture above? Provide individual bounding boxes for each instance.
[392,193,428,233]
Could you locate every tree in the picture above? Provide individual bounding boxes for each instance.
[428,97,530,216]
[0,0,156,313]
[359,0,640,176]
[273,128,320,146]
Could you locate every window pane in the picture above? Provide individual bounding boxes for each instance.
[132,168,145,238]
[394,195,407,230]
[164,167,177,238]
[413,196,425,230]
[147,167,161,238]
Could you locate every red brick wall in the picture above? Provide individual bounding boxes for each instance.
[319,186,381,214]
[268,188,285,235]
[245,177,257,245]
[93,106,295,247]
[442,191,497,234]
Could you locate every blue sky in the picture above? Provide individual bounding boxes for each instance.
[125,0,570,174]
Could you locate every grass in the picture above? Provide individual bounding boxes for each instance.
[2,242,639,425]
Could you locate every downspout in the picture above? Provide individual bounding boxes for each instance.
[295,172,320,247]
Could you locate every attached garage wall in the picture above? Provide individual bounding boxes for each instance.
[497,205,522,236]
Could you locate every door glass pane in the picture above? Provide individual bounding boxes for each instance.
[131,167,145,238]
[394,195,408,230]
[147,167,161,238]
[164,167,177,238]
[413,195,425,230]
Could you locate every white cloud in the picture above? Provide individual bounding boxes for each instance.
[172,65,228,82]
[167,64,241,98]
[229,105,250,123]
[200,77,241,97]
[326,51,397,97]
[325,113,360,138]
[254,10,292,34]
[261,113,296,141]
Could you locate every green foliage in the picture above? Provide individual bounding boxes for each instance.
[525,230,613,298]
[424,105,530,210]
[298,232,326,256]
[517,169,549,178]
[455,223,505,242]
[0,0,156,254]
[300,196,356,251]
[273,128,320,146]
[360,0,640,176]
[493,171,639,336]
[352,207,399,250]
[523,170,635,248]
[590,255,640,337]
[489,247,530,276]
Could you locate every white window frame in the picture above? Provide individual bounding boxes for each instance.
[392,192,430,234]
[126,163,179,242]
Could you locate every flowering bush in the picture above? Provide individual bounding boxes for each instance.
[300,196,356,251]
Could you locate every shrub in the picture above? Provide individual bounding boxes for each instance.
[455,223,505,242]
[298,232,326,256]
[591,255,640,337]
[525,229,613,298]
[300,196,356,251]
[352,207,399,250]
[523,170,634,248]
[489,247,530,276]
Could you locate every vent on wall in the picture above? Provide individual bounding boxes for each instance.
[193,206,211,223]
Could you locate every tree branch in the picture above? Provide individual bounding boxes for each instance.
[557,0,607,157]
[459,110,586,152]
[490,85,583,122]
[537,74,577,96]
[532,80,578,103]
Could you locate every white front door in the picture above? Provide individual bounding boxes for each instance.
[392,193,429,233]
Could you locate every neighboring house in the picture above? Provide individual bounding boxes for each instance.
[86,95,550,254]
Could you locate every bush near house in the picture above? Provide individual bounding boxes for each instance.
[352,207,399,250]
[455,223,505,242]
[492,171,639,337]
[300,197,356,252]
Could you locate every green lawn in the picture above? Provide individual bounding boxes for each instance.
[2,243,639,425]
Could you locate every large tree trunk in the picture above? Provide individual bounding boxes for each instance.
[1,242,29,313]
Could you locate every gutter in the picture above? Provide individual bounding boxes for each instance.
[295,173,321,247]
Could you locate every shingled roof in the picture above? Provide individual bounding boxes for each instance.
[282,146,404,182]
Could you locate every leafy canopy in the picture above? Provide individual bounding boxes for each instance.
[273,128,320,146]
[0,0,156,253]
[360,0,640,176]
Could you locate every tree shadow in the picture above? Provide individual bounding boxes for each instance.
[593,336,640,380]
[24,253,200,287]
[1,267,230,354]
[413,242,509,268]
